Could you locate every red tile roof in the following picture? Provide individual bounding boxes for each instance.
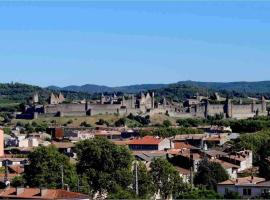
[8,165,24,174]
[128,136,164,145]
[174,142,194,149]
[219,176,265,186]
[0,188,89,199]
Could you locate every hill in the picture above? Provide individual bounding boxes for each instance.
[48,84,168,94]
[48,81,270,101]
[0,83,93,104]
[177,81,270,94]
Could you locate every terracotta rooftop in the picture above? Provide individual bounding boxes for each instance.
[8,165,24,174]
[128,136,164,145]
[219,176,265,186]
[211,159,239,169]
[174,141,195,149]
[175,167,190,175]
[0,188,89,199]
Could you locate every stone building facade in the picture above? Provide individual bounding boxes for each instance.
[17,93,268,119]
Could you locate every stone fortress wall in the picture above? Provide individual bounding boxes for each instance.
[18,92,268,120]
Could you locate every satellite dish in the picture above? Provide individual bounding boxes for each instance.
[5,181,10,187]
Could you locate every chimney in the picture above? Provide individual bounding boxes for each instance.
[16,187,24,195]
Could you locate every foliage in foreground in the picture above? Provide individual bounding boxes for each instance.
[24,146,78,189]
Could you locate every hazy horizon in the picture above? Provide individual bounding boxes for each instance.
[2,80,270,88]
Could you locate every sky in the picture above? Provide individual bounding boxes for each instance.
[1,1,270,87]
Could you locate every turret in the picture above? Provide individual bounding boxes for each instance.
[262,96,267,113]
[122,96,126,107]
[163,97,167,108]
[204,100,209,118]
[100,93,105,104]
[151,92,155,109]
[225,96,232,118]
[252,99,256,113]
[131,94,135,109]
[58,92,65,103]
[32,93,39,104]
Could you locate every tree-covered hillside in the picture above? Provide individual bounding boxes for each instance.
[177,81,270,98]
[0,83,93,103]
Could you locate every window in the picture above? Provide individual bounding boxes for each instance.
[262,189,270,195]
[243,188,252,196]
[225,188,229,194]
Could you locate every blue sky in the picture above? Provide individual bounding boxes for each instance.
[1,1,270,87]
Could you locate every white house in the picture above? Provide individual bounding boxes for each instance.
[19,138,39,148]
[218,176,270,198]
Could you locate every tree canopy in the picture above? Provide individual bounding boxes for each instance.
[24,146,78,189]
[75,137,133,196]
[150,158,184,199]
[194,158,229,191]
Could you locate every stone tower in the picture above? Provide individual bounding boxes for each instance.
[151,92,155,109]
[163,97,167,108]
[252,99,256,113]
[204,100,209,118]
[131,94,135,109]
[261,96,267,113]
[32,93,39,104]
[225,97,232,118]
[49,93,57,105]
[100,93,105,104]
[58,92,65,103]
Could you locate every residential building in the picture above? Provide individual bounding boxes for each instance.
[218,176,270,198]
[128,136,172,151]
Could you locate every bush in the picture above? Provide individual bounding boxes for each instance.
[163,120,172,127]
[80,121,91,127]
[115,118,126,127]
[96,119,110,126]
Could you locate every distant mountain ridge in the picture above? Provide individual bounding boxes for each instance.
[47,84,168,94]
[177,81,270,94]
[48,81,270,95]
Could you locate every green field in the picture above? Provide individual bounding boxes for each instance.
[12,114,123,127]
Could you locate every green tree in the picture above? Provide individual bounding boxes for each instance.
[3,127,11,135]
[96,119,109,126]
[24,123,34,133]
[163,120,172,127]
[114,118,126,127]
[107,186,136,199]
[80,121,91,127]
[150,158,184,199]
[258,140,270,180]
[136,162,155,198]
[194,158,229,191]
[76,138,133,196]
[24,146,78,190]
[177,188,222,199]
[11,176,26,187]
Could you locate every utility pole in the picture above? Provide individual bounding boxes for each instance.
[135,162,139,196]
[61,165,64,189]
[189,151,194,188]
